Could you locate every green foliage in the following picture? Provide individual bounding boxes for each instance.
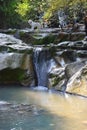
[0,0,22,28]
[44,0,87,20]
[16,1,29,17]
[26,0,48,21]
[0,0,49,28]
[0,0,87,28]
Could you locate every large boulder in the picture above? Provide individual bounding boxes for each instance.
[65,60,87,79]
[0,33,35,86]
[48,48,87,92]
[66,64,87,96]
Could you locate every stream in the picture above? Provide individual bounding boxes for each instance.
[0,86,87,130]
[0,30,87,130]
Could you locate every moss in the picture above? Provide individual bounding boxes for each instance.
[0,46,33,54]
[0,68,25,84]
[32,34,57,45]
[71,34,85,41]
[0,46,9,52]
[49,72,65,87]
[54,32,85,44]
[52,77,59,86]
[19,31,25,36]
[19,31,58,45]
[4,29,17,35]
[19,32,35,44]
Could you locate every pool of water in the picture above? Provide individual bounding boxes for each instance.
[0,86,87,130]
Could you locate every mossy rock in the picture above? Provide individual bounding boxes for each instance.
[54,32,85,44]
[33,34,57,45]
[0,68,25,84]
[19,31,57,45]
[0,29,17,35]
[0,68,35,86]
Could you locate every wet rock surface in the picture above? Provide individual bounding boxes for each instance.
[65,60,87,79]
[0,29,87,96]
[0,28,85,45]
[0,33,35,86]
[66,65,87,96]
[0,33,33,53]
[48,67,65,91]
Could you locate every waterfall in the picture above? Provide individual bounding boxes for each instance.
[33,47,50,87]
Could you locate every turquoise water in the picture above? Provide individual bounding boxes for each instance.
[0,86,87,130]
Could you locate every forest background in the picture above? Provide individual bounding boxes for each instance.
[0,0,87,29]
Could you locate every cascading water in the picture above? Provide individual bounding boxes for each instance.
[33,47,50,87]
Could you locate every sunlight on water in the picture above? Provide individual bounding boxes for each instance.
[0,87,87,130]
[29,91,87,130]
[25,90,87,117]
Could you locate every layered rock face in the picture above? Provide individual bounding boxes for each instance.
[0,28,85,45]
[47,37,87,96]
[0,29,87,97]
[0,33,35,86]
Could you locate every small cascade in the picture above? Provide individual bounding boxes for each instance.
[33,47,50,87]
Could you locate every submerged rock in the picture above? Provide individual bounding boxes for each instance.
[0,101,43,115]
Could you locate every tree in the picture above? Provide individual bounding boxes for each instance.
[0,0,21,28]
[0,0,87,28]
[43,0,87,26]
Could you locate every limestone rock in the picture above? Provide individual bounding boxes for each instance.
[0,33,35,86]
[54,32,85,43]
[48,67,65,91]
[65,60,87,79]
[66,64,87,96]
[57,40,87,50]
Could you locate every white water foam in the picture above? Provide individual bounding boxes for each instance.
[33,86,48,91]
